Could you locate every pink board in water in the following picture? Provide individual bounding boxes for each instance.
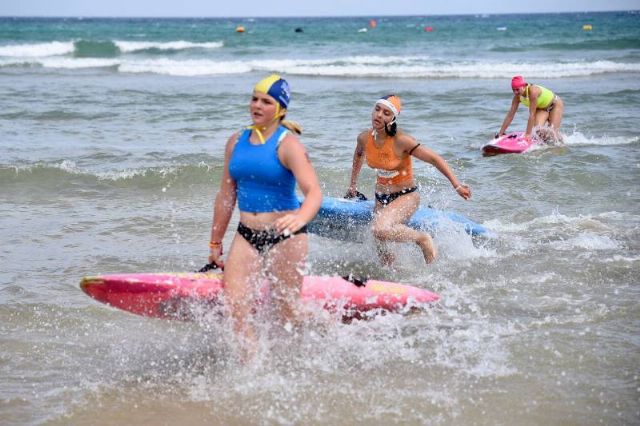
[482,132,538,156]
[80,272,439,321]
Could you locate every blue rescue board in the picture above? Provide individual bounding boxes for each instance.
[305,196,486,241]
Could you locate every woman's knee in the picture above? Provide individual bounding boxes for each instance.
[372,222,393,240]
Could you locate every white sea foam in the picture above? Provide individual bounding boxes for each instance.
[596,211,629,221]
[604,254,640,263]
[42,57,121,69]
[266,58,640,79]
[125,58,640,78]
[484,211,618,234]
[7,161,185,182]
[94,165,182,181]
[434,220,497,260]
[114,40,224,52]
[255,55,426,67]
[482,218,530,233]
[57,159,80,174]
[0,41,75,57]
[0,56,120,69]
[8,160,83,175]
[0,40,224,58]
[550,233,620,251]
[119,58,252,76]
[564,131,639,147]
[3,54,639,79]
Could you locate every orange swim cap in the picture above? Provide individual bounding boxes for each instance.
[375,95,402,116]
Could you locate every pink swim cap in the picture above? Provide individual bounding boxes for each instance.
[511,75,527,89]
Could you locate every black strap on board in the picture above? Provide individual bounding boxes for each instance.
[342,273,367,287]
[198,262,222,273]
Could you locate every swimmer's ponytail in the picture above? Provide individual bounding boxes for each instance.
[385,119,397,137]
[281,119,303,135]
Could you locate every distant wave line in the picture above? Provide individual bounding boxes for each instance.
[0,40,224,58]
[1,56,638,78]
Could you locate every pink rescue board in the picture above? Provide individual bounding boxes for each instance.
[482,132,538,156]
[80,273,440,321]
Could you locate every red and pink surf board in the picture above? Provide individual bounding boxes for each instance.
[482,132,538,156]
[80,272,439,321]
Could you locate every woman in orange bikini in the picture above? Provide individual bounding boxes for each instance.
[345,95,471,264]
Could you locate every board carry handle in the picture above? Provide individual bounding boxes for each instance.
[342,273,368,287]
[344,190,368,201]
[198,262,223,272]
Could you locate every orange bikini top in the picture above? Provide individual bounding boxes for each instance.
[365,131,413,186]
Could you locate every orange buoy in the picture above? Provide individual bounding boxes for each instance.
[235,25,245,33]
[424,26,434,32]
[369,19,377,29]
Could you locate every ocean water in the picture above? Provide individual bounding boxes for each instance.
[1,12,639,425]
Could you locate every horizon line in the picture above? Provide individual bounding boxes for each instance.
[1,9,638,19]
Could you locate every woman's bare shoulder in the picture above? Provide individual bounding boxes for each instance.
[395,130,418,146]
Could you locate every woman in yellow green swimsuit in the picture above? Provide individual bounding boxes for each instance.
[496,75,565,142]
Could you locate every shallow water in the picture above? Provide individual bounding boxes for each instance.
[1,13,639,425]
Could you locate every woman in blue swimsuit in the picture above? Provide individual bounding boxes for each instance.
[207,74,322,361]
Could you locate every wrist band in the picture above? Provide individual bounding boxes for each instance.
[454,185,462,191]
[209,241,222,249]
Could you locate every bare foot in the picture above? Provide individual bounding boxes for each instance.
[417,234,437,264]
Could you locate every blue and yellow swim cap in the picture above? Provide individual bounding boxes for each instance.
[254,74,290,110]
